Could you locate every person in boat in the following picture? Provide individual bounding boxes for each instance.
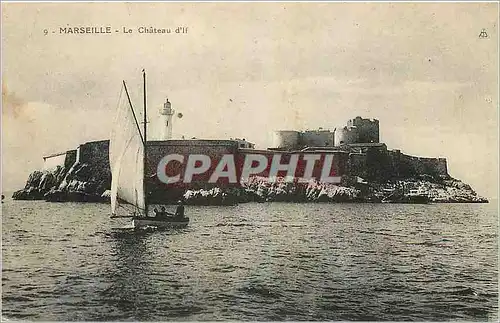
[155,206,164,218]
[162,206,176,218]
[175,200,185,218]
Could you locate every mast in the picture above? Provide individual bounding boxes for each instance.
[123,81,144,143]
[143,69,148,217]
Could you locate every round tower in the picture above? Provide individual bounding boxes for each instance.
[272,130,300,150]
[334,126,359,146]
[160,98,174,140]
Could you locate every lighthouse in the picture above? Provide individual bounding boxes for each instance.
[160,98,174,139]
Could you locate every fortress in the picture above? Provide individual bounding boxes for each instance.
[39,116,449,184]
[271,116,448,180]
[32,114,450,202]
[272,116,380,149]
[15,98,471,203]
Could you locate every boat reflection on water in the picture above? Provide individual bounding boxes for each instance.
[101,229,154,319]
[132,216,189,229]
[103,226,194,320]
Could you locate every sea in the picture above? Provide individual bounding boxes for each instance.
[2,198,498,321]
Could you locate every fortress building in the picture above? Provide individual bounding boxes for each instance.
[333,117,379,146]
[270,116,447,180]
[272,117,380,150]
[32,113,449,203]
[346,116,379,143]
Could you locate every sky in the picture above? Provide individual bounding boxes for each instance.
[2,2,499,199]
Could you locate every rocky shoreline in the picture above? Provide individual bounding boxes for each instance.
[180,176,488,205]
[12,166,488,205]
[12,161,111,203]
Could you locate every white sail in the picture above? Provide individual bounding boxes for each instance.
[109,85,145,215]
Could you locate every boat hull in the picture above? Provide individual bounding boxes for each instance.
[132,217,189,229]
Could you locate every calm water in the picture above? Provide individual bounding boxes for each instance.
[2,198,498,321]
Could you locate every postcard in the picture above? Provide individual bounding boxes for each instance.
[2,2,498,321]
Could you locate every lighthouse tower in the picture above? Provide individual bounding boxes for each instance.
[160,98,174,139]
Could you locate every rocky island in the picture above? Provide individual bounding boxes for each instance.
[12,162,488,205]
[12,116,488,205]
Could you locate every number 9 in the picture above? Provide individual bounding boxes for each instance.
[43,29,48,36]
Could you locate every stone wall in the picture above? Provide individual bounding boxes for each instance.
[146,140,350,203]
[389,150,448,179]
[78,140,110,170]
[42,153,67,171]
[64,150,77,169]
[345,146,449,181]
[147,139,240,202]
[299,130,334,147]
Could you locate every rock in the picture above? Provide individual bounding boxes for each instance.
[12,162,487,204]
[241,176,360,203]
[376,178,488,203]
[101,190,112,198]
[182,187,240,205]
[12,160,111,202]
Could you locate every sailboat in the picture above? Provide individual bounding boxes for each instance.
[109,70,189,229]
